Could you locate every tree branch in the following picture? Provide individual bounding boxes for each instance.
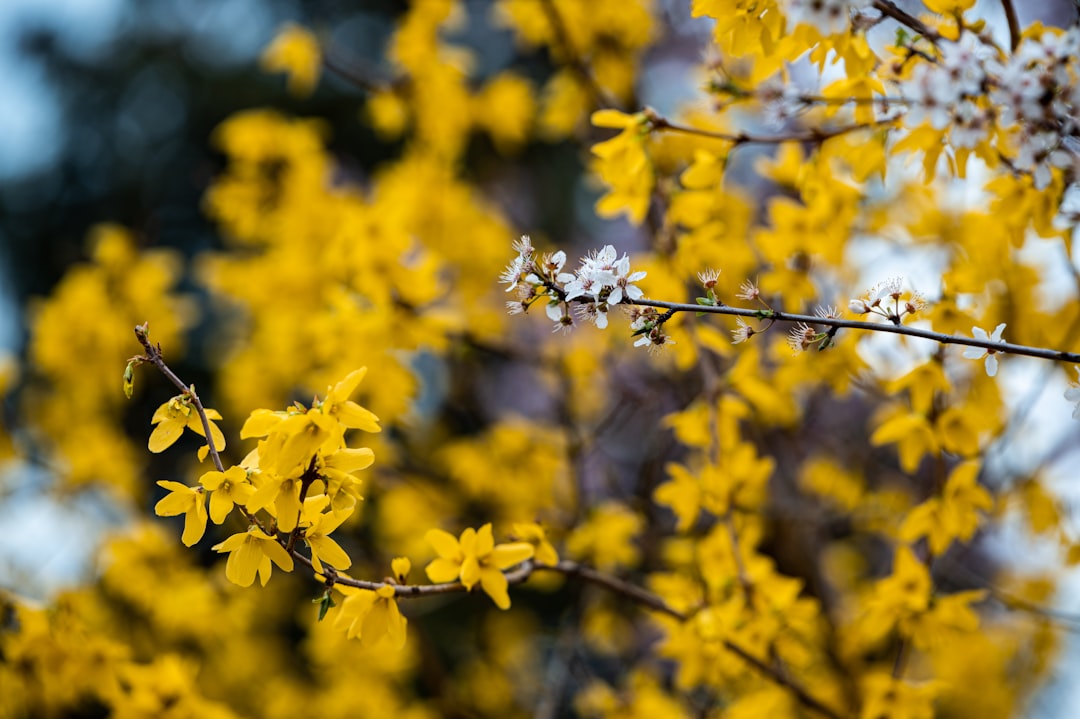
[538,0,620,110]
[872,0,941,42]
[134,324,226,474]
[1001,0,1020,52]
[624,298,1080,365]
[649,115,895,147]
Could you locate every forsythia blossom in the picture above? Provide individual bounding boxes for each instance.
[424,523,534,609]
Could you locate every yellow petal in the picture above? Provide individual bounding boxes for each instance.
[591,109,639,128]
[208,490,233,525]
[479,567,511,609]
[460,554,481,589]
[334,401,381,432]
[181,501,208,547]
[308,535,352,570]
[475,523,495,557]
[226,536,262,587]
[425,528,461,559]
[425,557,461,583]
[326,367,368,404]
[325,447,375,473]
[154,488,193,517]
[148,420,183,453]
[241,409,284,439]
[490,542,535,570]
[260,533,295,572]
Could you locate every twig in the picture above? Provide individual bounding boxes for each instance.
[537,0,619,110]
[623,298,1080,365]
[134,324,226,474]
[1001,0,1020,52]
[872,0,941,42]
[649,115,895,147]
[722,641,847,719]
[322,52,394,93]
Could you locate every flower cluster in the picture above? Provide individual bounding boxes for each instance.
[783,0,871,37]
[154,368,381,587]
[901,27,1080,188]
[848,276,926,325]
[501,236,655,342]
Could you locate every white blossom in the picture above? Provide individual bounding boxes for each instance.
[1064,366,1080,420]
[962,323,1006,377]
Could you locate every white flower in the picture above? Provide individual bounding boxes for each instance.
[512,235,534,257]
[697,268,721,288]
[815,305,839,319]
[731,317,754,344]
[500,254,528,292]
[787,323,817,353]
[849,298,870,314]
[785,0,870,36]
[575,302,609,329]
[962,323,1006,377]
[1064,366,1080,420]
[736,279,760,302]
[1054,184,1080,230]
[609,268,646,305]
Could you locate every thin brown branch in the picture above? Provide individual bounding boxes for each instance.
[537,0,619,110]
[625,298,1080,365]
[322,52,394,93]
[1001,0,1020,52]
[872,0,941,42]
[722,640,847,719]
[134,324,226,474]
[649,115,896,147]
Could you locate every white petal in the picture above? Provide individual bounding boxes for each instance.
[985,355,998,377]
[962,347,985,359]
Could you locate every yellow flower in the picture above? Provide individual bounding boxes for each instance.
[512,522,559,566]
[269,409,339,475]
[425,523,534,609]
[212,526,294,587]
[198,465,255,524]
[333,584,408,649]
[900,461,993,555]
[391,556,412,583]
[148,394,225,455]
[260,23,322,97]
[322,368,381,433]
[153,481,207,546]
[303,509,353,574]
[589,110,654,225]
[319,446,373,511]
[566,502,642,572]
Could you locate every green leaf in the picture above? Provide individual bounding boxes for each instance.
[314,592,336,622]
